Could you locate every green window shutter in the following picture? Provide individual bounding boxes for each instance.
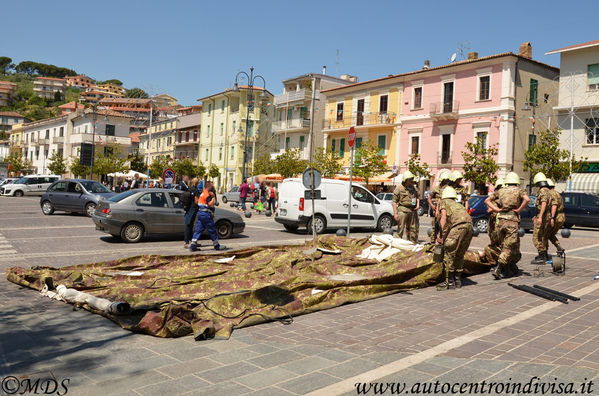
[340,138,345,157]
[300,107,308,119]
[287,108,292,119]
[300,135,305,148]
[529,79,538,105]
[378,135,386,155]
[588,64,599,85]
[331,139,336,153]
[355,137,362,148]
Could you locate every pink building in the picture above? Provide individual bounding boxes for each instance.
[398,45,558,192]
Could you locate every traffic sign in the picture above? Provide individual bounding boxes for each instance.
[348,126,356,148]
[163,168,176,185]
[302,168,321,190]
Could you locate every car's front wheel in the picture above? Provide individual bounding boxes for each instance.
[14,190,24,197]
[216,220,233,239]
[475,218,489,233]
[85,202,96,217]
[222,196,228,204]
[121,222,144,243]
[41,200,55,215]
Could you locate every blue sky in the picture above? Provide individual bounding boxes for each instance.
[3,0,596,105]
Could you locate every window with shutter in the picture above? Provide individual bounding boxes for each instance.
[340,138,345,157]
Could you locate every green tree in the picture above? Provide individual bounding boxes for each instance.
[310,147,341,178]
[524,128,586,182]
[461,135,499,193]
[92,146,128,178]
[129,152,146,173]
[53,90,63,102]
[353,143,388,185]
[69,157,89,178]
[6,151,31,175]
[149,155,171,179]
[404,153,431,180]
[275,148,307,178]
[47,151,67,176]
[208,163,220,180]
[195,162,207,179]
[252,153,276,175]
[98,79,123,86]
[126,88,149,99]
[172,158,198,179]
[0,56,14,75]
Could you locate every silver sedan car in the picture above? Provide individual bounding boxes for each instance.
[92,189,245,243]
[41,179,116,217]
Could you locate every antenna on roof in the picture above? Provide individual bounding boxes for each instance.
[456,41,471,60]
[450,53,457,63]
[336,49,340,76]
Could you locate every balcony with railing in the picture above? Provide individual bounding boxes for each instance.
[38,138,50,145]
[176,135,199,146]
[70,134,131,146]
[324,111,398,130]
[52,136,64,144]
[274,89,311,106]
[430,100,460,120]
[272,117,311,133]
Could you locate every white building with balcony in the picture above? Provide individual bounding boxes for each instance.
[547,39,599,191]
[20,111,132,176]
[33,77,66,100]
[272,71,355,160]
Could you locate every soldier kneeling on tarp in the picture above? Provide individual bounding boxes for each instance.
[436,187,474,290]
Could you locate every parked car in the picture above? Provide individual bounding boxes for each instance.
[276,178,395,234]
[0,177,18,187]
[92,189,245,243]
[2,175,60,196]
[468,195,534,232]
[221,186,240,204]
[40,179,116,217]
[562,191,599,228]
[376,192,429,216]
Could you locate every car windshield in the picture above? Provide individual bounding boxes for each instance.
[107,190,138,202]
[14,177,27,184]
[81,181,111,193]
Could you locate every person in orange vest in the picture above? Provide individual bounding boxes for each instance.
[189,180,226,251]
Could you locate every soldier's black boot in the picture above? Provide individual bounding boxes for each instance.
[492,264,504,280]
[437,270,455,290]
[531,252,547,264]
[454,271,462,288]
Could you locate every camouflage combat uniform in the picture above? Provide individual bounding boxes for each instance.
[490,185,527,278]
[454,185,470,207]
[484,190,501,266]
[532,187,551,254]
[393,183,419,243]
[429,185,447,243]
[546,189,565,252]
[438,198,473,278]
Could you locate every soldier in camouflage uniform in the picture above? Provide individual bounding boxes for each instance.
[450,170,470,210]
[485,172,530,280]
[427,170,451,243]
[483,178,503,267]
[393,170,420,243]
[545,179,565,254]
[531,172,551,264]
[436,186,473,290]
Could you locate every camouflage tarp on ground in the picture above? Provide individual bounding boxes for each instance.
[6,236,490,340]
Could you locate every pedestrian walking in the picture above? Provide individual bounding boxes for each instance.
[531,172,551,264]
[268,182,277,211]
[182,177,200,249]
[392,170,420,243]
[485,172,530,280]
[436,186,474,290]
[239,178,249,211]
[177,175,190,192]
[130,174,141,189]
[545,179,565,255]
[428,170,450,243]
[190,180,226,251]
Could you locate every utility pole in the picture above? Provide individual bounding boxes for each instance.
[569,72,574,191]
[146,100,153,188]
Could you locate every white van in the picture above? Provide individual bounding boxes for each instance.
[2,175,60,197]
[275,178,395,233]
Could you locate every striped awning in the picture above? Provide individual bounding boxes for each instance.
[570,173,599,193]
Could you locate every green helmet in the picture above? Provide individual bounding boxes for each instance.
[494,178,504,188]
[438,170,450,182]
[504,172,520,185]
[402,170,415,180]
[441,186,458,200]
[547,179,555,187]
[449,170,463,182]
[533,172,547,185]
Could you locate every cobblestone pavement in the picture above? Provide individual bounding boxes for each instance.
[1,196,598,395]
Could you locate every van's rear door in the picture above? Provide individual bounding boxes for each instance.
[277,179,301,220]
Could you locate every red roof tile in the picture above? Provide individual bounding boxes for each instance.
[546,39,599,54]
[0,111,26,118]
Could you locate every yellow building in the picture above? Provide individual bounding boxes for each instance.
[321,79,402,171]
[94,83,126,97]
[151,94,178,108]
[9,123,26,155]
[198,86,274,191]
[139,118,178,163]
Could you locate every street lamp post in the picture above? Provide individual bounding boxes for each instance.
[522,96,537,194]
[90,110,97,180]
[233,67,267,181]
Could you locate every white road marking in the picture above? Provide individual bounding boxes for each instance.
[0,250,18,255]
[1,225,94,231]
[306,280,599,396]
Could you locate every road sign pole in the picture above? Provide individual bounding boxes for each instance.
[347,145,354,237]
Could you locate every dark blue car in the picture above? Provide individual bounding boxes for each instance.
[468,195,535,233]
